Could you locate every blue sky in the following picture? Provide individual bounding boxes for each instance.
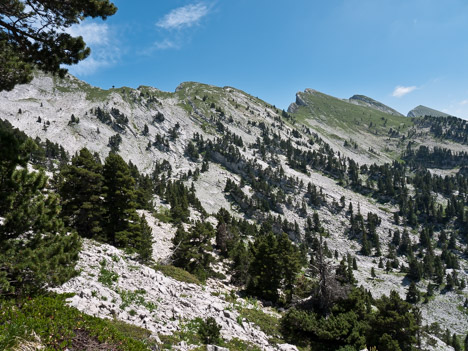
[67,0,468,118]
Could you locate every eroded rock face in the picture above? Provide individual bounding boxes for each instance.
[52,239,294,350]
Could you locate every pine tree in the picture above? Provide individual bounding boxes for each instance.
[1,0,117,91]
[103,153,142,249]
[230,241,251,286]
[452,334,462,351]
[361,231,371,256]
[143,123,149,136]
[406,282,420,303]
[171,222,215,280]
[277,233,302,303]
[247,232,282,302]
[370,290,419,351]
[136,214,153,263]
[59,148,105,239]
[0,135,80,296]
[216,222,230,256]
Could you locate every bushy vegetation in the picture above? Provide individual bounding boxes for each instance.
[281,288,421,351]
[0,294,155,350]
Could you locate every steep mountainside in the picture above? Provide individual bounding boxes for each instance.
[1,72,467,351]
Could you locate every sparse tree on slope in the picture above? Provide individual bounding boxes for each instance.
[171,222,215,281]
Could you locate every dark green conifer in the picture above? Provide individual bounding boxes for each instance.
[136,214,153,263]
[60,148,105,239]
[103,153,142,249]
[0,134,80,296]
[406,282,420,303]
[247,232,281,302]
[171,222,215,280]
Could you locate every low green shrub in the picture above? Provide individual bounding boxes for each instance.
[198,317,221,345]
[98,259,119,287]
[153,264,201,285]
[0,294,155,350]
[237,307,281,340]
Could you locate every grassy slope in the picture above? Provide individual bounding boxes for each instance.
[0,294,155,351]
[292,90,413,135]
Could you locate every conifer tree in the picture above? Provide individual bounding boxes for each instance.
[136,214,153,263]
[247,232,281,302]
[103,153,142,249]
[277,233,302,302]
[171,222,215,280]
[1,0,117,91]
[0,134,80,296]
[370,290,419,351]
[406,282,420,303]
[230,241,251,286]
[60,148,105,239]
[452,334,462,351]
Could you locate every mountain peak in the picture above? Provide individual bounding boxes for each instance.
[348,94,403,116]
[407,105,451,118]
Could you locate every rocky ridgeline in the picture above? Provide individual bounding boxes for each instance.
[2,73,467,349]
[52,239,297,351]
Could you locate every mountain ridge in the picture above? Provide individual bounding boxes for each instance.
[1,72,467,351]
[407,104,452,118]
[348,94,404,116]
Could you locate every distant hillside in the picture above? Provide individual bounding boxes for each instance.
[407,105,451,118]
[288,88,414,164]
[348,94,404,116]
[287,89,468,165]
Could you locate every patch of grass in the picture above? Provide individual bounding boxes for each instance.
[378,206,391,213]
[159,318,203,348]
[290,90,414,159]
[153,264,201,285]
[119,289,157,312]
[75,81,112,101]
[222,338,262,351]
[154,207,172,223]
[457,305,468,315]
[98,259,119,287]
[0,294,156,350]
[160,317,263,350]
[237,307,282,341]
[178,102,193,114]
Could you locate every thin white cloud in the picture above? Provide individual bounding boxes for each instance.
[64,22,120,75]
[68,57,109,75]
[65,23,110,46]
[154,39,180,50]
[459,99,468,105]
[157,3,210,30]
[392,85,417,98]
